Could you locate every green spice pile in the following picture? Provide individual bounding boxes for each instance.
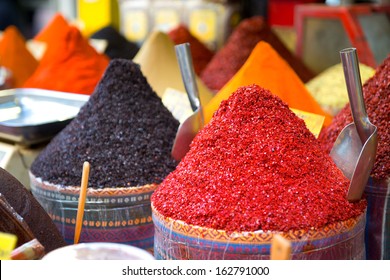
[305,63,375,116]
[152,85,366,232]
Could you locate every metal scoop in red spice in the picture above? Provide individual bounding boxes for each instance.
[330,48,378,202]
[171,43,204,161]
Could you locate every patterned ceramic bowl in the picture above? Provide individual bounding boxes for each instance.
[29,172,157,251]
[152,204,366,260]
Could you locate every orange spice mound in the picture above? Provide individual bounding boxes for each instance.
[23,13,109,95]
[0,26,38,87]
[204,41,333,127]
[34,13,70,43]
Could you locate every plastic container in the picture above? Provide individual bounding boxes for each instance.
[364,177,390,260]
[29,172,157,251]
[152,204,366,260]
[42,242,155,260]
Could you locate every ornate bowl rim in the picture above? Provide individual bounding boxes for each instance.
[29,171,158,197]
[151,203,366,243]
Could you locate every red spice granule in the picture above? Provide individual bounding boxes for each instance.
[168,24,214,76]
[318,55,390,181]
[152,85,366,232]
[200,16,315,92]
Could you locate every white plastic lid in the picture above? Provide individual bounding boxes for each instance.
[42,242,155,260]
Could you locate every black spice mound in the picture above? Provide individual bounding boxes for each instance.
[30,59,180,188]
[90,25,140,60]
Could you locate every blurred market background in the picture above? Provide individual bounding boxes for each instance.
[1,0,389,73]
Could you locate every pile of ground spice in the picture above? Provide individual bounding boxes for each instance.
[0,168,66,253]
[200,16,314,92]
[168,24,214,76]
[152,85,366,232]
[305,63,375,116]
[23,13,109,95]
[203,41,333,127]
[30,59,179,188]
[90,25,139,60]
[33,13,69,42]
[318,55,390,181]
[0,25,38,87]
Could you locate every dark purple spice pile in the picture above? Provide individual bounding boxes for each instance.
[152,85,366,233]
[318,55,390,181]
[90,25,139,60]
[30,59,179,188]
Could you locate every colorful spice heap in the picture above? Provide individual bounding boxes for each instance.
[30,59,179,188]
[0,26,38,87]
[200,16,314,92]
[318,56,390,181]
[33,13,69,42]
[152,85,366,232]
[306,63,375,116]
[133,31,214,105]
[23,13,110,95]
[168,24,214,76]
[203,41,333,127]
[0,167,66,253]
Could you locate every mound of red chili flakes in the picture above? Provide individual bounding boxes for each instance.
[152,85,366,232]
[318,55,390,181]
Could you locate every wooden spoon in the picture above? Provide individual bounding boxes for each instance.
[74,161,90,244]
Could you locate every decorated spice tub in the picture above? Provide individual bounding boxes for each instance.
[152,205,366,260]
[30,172,157,251]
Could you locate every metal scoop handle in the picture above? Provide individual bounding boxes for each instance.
[175,43,201,113]
[340,48,373,143]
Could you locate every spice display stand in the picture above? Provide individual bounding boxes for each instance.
[294,3,390,73]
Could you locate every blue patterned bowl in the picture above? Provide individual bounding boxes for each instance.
[152,204,366,260]
[29,172,157,251]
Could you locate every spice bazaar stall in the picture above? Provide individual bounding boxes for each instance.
[1,0,389,261]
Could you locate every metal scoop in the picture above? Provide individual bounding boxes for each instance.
[330,48,378,202]
[171,43,204,161]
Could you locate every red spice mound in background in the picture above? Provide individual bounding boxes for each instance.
[34,13,69,42]
[200,16,315,92]
[0,26,38,87]
[318,55,390,181]
[23,14,109,95]
[152,85,366,232]
[168,24,214,76]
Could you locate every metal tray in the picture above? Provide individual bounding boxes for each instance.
[0,88,89,146]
